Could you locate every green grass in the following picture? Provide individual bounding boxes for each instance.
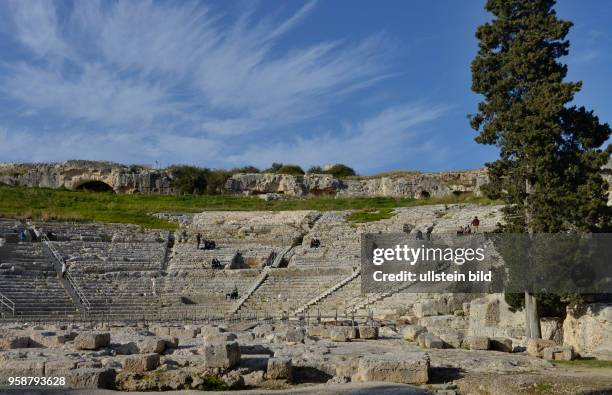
[346,208,396,222]
[0,184,497,230]
[552,358,612,368]
[533,382,552,392]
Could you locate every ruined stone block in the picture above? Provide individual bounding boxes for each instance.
[401,325,426,341]
[438,330,464,349]
[466,336,490,350]
[355,353,429,384]
[66,368,116,389]
[137,338,166,354]
[330,326,357,342]
[306,326,329,338]
[417,333,444,349]
[284,327,306,343]
[123,353,160,373]
[168,327,197,339]
[201,341,241,369]
[543,346,574,361]
[490,337,513,353]
[74,332,110,350]
[527,338,556,357]
[266,357,293,380]
[358,325,379,340]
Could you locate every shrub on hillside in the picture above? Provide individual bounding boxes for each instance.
[324,164,356,178]
[168,165,209,195]
[306,165,324,174]
[276,164,305,175]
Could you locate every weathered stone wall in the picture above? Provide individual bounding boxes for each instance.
[0,161,173,194]
[225,170,488,199]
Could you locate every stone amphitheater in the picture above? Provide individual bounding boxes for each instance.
[0,202,611,394]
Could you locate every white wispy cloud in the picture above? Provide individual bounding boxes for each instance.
[227,105,449,172]
[0,0,444,172]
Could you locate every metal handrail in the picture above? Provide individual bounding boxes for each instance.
[0,292,15,315]
[39,232,92,313]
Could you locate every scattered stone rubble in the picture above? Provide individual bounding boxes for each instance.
[0,318,609,393]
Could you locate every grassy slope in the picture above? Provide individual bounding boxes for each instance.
[0,184,497,230]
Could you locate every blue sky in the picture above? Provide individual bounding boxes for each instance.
[0,0,610,174]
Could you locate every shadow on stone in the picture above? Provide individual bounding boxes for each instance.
[428,367,463,384]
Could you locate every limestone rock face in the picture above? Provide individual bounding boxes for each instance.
[468,294,524,339]
[563,303,612,359]
[527,339,556,357]
[0,161,172,194]
[225,170,487,198]
[355,353,429,384]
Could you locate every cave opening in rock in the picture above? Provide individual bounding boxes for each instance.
[75,181,115,192]
[419,190,431,199]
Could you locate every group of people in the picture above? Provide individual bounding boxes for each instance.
[309,238,321,248]
[196,233,216,250]
[225,286,239,300]
[415,225,435,241]
[211,258,224,270]
[457,216,480,235]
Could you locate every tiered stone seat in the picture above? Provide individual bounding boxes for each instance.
[53,241,165,272]
[0,218,22,242]
[0,274,78,318]
[290,212,360,268]
[0,242,54,274]
[239,267,353,314]
[168,243,239,271]
[72,272,159,319]
[161,269,260,315]
[303,274,362,316]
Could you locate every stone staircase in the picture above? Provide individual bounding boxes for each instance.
[292,268,361,316]
[236,267,352,315]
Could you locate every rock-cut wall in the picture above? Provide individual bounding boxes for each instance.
[0,161,173,194]
[224,170,489,199]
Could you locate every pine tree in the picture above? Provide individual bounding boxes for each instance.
[470,0,612,338]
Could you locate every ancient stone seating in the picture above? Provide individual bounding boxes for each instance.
[53,241,166,272]
[238,267,353,314]
[0,274,78,318]
[161,269,259,315]
[0,218,22,241]
[304,274,362,316]
[0,242,55,274]
[168,243,239,270]
[32,221,169,243]
[71,272,159,319]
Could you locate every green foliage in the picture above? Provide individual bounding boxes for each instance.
[505,292,569,318]
[266,162,283,173]
[470,0,611,233]
[275,164,305,175]
[307,165,324,174]
[168,165,209,195]
[324,164,357,178]
[471,0,612,318]
[196,375,228,391]
[0,184,496,230]
[231,166,260,173]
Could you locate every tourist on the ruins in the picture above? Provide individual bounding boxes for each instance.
[465,225,472,234]
[61,262,66,277]
[471,216,480,232]
[151,277,156,296]
[402,224,413,234]
[426,225,434,240]
[196,233,201,249]
[18,230,26,242]
[457,226,465,236]
[416,230,424,240]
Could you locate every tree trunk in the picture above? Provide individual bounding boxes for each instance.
[524,176,542,339]
[524,291,541,339]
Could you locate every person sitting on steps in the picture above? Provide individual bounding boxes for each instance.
[211,258,223,269]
